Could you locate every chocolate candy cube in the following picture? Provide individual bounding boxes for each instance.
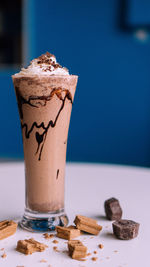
[104,197,122,220]
[113,219,140,240]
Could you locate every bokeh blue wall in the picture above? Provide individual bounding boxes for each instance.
[1,0,150,167]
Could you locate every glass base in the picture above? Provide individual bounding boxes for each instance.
[19,208,69,232]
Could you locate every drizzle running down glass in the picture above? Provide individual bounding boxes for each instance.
[12,52,78,231]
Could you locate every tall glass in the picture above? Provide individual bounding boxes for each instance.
[12,75,78,232]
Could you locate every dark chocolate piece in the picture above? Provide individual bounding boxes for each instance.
[104,197,122,220]
[112,219,140,240]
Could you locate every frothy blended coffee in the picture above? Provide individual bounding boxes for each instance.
[12,52,78,213]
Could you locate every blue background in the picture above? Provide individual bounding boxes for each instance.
[0,0,150,167]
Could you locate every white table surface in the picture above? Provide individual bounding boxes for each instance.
[0,162,149,267]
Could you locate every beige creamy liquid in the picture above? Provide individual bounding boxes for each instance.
[12,76,77,213]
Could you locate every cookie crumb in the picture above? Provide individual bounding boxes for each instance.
[40,259,47,263]
[93,251,97,254]
[98,244,104,249]
[52,240,58,244]
[43,233,54,239]
[91,257,98,261]
[76,259,86,261]
[87,252,91,256]
[114,250,118,253]
[53,246,59,252]
[1,253,7,258]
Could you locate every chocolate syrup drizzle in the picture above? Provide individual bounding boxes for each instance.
[56,169,59,179]
[15,87,72,160]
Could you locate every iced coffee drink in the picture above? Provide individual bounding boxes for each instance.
[12,52,78,231]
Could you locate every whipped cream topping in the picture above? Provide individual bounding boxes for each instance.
[14,52,69,76]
